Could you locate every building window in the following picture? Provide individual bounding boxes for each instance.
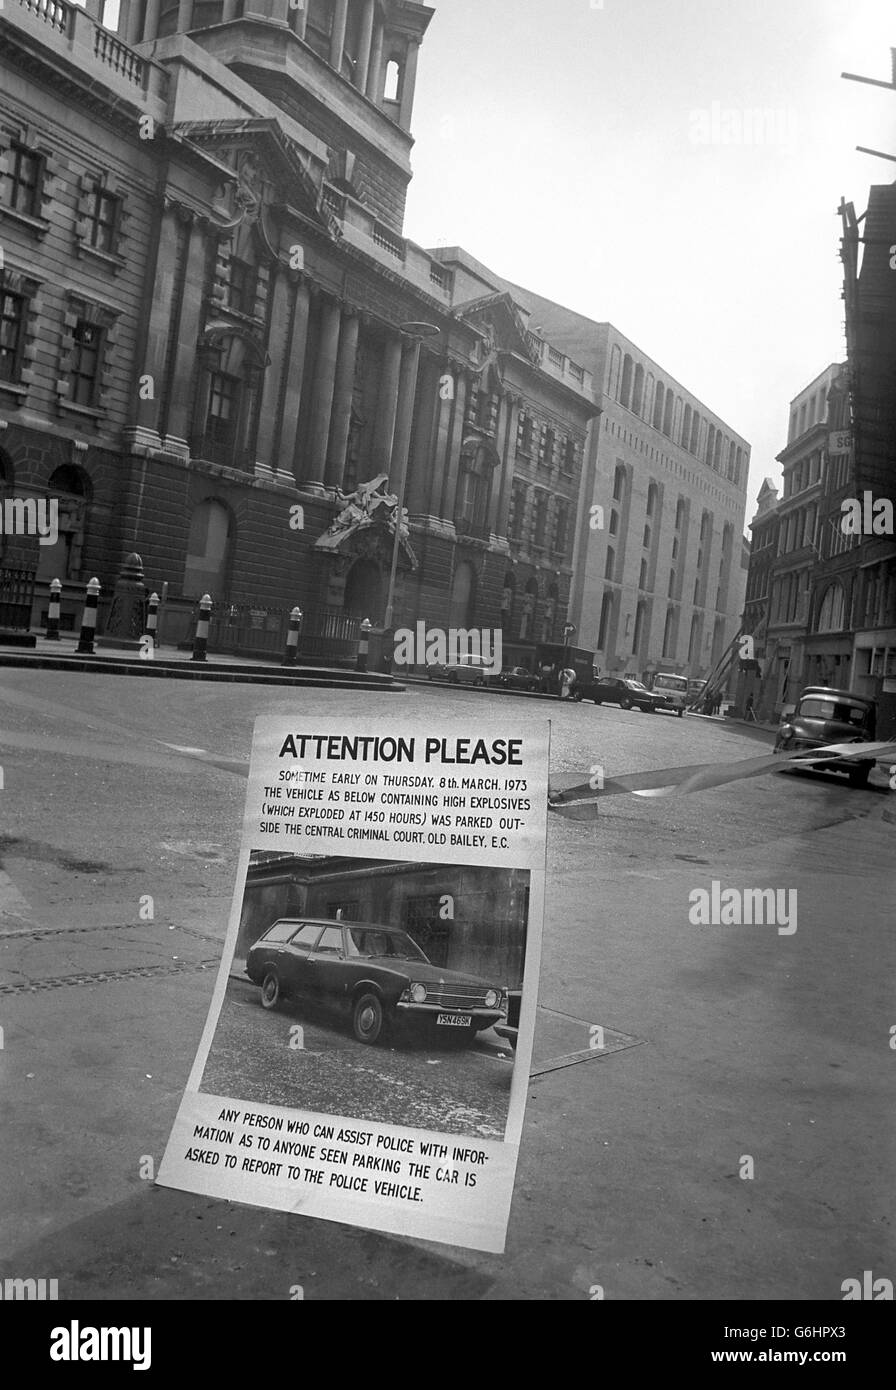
[509,481,527,540]
[541,426,555,468]
[613,463,625,502]
[69,319,103,406]
[609,508,618,536]
[87,188,120,253]
[597,589,614,651]
[1,143,43,218]
[383,59,402,101]
[662,605,676,658]
[816,583,845,633]
[639,558,648,590]
[633,599,646,655]
[554,499,569,554]
[533,491,548,547]
[0,287,26,382]
[228,258,257,317]
[205,371,239,463]
[642,523,651,549]
[605,546,615,581]
[562,435,577,473]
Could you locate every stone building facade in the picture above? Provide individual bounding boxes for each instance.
[0,0,594,656]
[496,288,751,681]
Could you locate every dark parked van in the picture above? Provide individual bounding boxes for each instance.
[773,686,878,788]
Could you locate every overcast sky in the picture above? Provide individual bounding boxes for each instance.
[404,0,894,532]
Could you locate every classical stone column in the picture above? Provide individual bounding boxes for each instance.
[325,311,360,489]
[164,212,208,451]
[255,266,292,471]
[130,203,179,445]
[177,0,193,32]
[279,280,311,479]
[303,295,342,483]
[370,332,402,475]
[355,0,375,92]
[121,0,141,45]
[222,0,238,18]
[142,0,162,42]
[439,371,468,520]
[330,0,349,69]
[398,38,420,130]
[366,21,384,100]
[493,396,519,536]
[406,356,441,517]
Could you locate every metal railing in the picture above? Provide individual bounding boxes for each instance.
[206,602,361,664]
[0,565,36,630]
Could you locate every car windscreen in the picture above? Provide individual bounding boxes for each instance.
[653,675,688,691]
[348,929,428,961]
[798,697,869,726]
[625,681,648,691]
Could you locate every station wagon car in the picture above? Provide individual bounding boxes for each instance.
[246,919,507,1045]
[580,676,662,712]
[426,653,497,686]
[773,686,878,788]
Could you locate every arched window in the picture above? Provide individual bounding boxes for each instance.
[713,432,723,471]
[662,391,673,437]
[706,424,716,466]
[675,496,687,530]
[36,464,92,581]
[383,59,401,102]
[609,345,622,399]
[682,404,692,451]
[613,463,626,502]
[646,481,658,518]
[605,546,615,582]
[455,441,495,538]
[597,589,614,652]
[644,373,655,421]
[662,605,676,659]
[653,382,665,430]
[184,498,234,600]
[690,412,700,454]
[194,330,264,471]
[728,441,737,480]
[620,355,633,410]
[817,583,845,632]
[632,363,644,415]
[633,599,647,656]
[688,612,701,665]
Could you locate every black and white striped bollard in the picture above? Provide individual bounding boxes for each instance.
[192,594,212,662]
[145,592,159,648]
[76,577,100,654]
[357,617,371,673]
[46,578,62,641]
[282,606,303,666]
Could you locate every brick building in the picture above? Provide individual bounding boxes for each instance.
[0,0,595,657]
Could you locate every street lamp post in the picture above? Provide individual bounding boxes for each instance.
[382,320,440,631]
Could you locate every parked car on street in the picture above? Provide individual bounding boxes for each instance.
[246,919,508,1044]
[579,676,663,711]
[500,666,541,692]
[773,686,878,788]
[426,653,497,686]
[651,672,690,716]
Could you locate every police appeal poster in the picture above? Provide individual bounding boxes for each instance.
[157,715,549,1253]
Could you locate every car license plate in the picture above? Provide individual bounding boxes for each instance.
[436,1013,472,1027]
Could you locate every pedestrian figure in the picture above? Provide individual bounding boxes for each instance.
[560,667,577,700]
[745,694,756,722]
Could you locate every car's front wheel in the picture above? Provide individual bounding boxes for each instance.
[261,970,281,1010]
[353,992,386,1044]
[620,698,632,710]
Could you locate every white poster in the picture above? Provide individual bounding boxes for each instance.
[157,714,549,1253]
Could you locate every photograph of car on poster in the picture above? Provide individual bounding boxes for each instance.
[200,853,529,1139]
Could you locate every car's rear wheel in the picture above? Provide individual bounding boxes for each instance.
[261,970,281,1010]
[848,764,871,788]
[620,698,632,710]
[353,992,386,1044]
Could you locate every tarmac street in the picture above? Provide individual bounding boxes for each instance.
[0,670,893,1299]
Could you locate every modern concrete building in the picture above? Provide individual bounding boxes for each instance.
[0,0,595,658]
[495,288,751,681]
